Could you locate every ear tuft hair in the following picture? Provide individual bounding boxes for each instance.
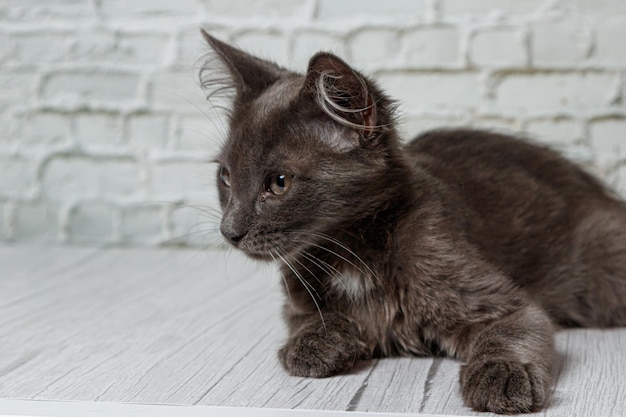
[199,30,286,101]
[303,53,383,139]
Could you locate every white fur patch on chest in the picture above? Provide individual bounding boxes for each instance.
[331,270,373,300]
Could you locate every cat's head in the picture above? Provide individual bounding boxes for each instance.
[201,30,403,260]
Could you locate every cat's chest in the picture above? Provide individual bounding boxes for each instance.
[329,269,375,301]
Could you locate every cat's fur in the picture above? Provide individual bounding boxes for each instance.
[200,30,626,414]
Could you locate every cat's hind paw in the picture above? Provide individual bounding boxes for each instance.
[460,359,547,414]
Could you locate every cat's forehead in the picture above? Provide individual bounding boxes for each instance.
[250,75,304,123]
[221,80,308,168]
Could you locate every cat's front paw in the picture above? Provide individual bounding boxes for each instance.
[278,330,361,378]
[460,359,547,414]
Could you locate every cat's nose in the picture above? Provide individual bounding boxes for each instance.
[221,226,247,246]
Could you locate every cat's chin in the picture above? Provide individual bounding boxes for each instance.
[239,246,303,263]
[243,251,275,262]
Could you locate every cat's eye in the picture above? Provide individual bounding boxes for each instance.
[219,166,231,187]
[267,174,293,195]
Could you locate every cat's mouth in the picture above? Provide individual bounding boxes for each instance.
[226,233,299,262]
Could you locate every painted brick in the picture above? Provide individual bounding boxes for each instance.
[120,204,165,244]
[14,202,58,242]
[399,114,468,140]
[128,113,170,150]
[169,204,220,246]
[293,31,347,69]
[0,156,35,197]
[568,0,626,14]
[404,27,461,68]
[524,118,584,146]
[0,0,95,21]
[179,27,232,67]
[531,21,588,68]
[471,117,519,133]
[176,114,224,154]
[0,33,16,62]
[443,0,545,16]
[495,73,616,112]
[316,0,428,20]
[68,201,115,243]
[589,119,626,164]
[42,156,140,199]
[74,112,124,150]
[117,32,171,66]
[0,112,19,151]
[348,29,401,68]
[63,30,167,66]
[612,166,626,198]
[150,70,207,113]
[0,71,39,111]
[41,70,141,105]
[202,0,311,18]
[69,31,117,63]
[232,32,289,66]
[99,0,200,17]
[151,161,214,200]
[377,73,483,111]
[470,29,526,68]
[3,1,626,246]
[19,112,71,148]
[14,33,71,64]
[593,18,626,67]
[0,203,7,240]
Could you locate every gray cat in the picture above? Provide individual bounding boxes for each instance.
[200,30,626,414]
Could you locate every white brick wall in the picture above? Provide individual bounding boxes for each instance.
[1,0,625,247]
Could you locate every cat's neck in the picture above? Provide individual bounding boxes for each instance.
[315,148,417,271]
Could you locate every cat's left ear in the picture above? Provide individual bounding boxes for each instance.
[201,30,285,100]
[302,53,379,139]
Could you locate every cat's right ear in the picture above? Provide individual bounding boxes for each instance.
[200,30,284,100]
[302,53,380,141]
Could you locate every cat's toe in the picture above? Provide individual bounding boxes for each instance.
[460,360,546,414]
[278,332,357,378]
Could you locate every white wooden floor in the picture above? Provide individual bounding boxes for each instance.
[0,246,625,417]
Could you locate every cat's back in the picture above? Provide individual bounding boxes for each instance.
[405,129,605,201]
[404,129,621,289]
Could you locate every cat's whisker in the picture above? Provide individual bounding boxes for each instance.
[299,250,341,279]
[306,231,379,282]
[309,232,375,275]
[275,249,326,331]
[296,238,370,283]
[161,224,221,247]
[271,251,295,315]
[277,249,322,301]
[299,250,357,305]
[176,125,225,150]
[289,251,327,292]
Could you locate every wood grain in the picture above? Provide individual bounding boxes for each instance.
[0,246,625,416]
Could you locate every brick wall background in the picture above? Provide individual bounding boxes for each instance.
[1,0,625,247]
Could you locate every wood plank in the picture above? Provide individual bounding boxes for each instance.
[0,248,271,402]
[0,399,456,417]
[0,247,374,411]
[1,247,626,417]
[542,329,626,417]
[418,359,477,416]
[0,246,96,281]
[350,357,435,413]
[0,246,98,306]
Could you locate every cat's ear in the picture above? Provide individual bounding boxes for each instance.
[201,30,284,100]
[303,53,378,139]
